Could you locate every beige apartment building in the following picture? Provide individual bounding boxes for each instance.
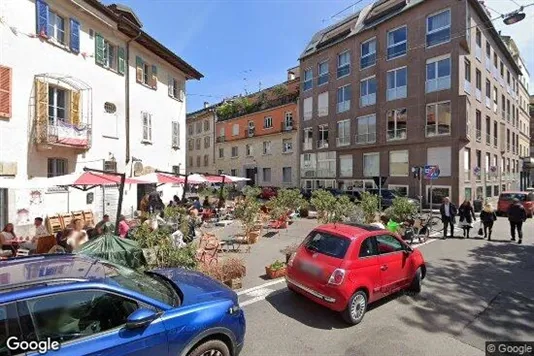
[298,0,525,205]
[186,103,217,174]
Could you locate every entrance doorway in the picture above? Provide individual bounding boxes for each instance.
[137,184,156,210]
[245,168,256,186]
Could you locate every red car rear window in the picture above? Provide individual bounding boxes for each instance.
[499,193,527,201]
[304,231,351,259]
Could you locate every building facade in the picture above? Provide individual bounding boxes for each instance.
[186,103,218,174]
[298,0,524,205]
[214,69,300,187]
[0,0,201,228]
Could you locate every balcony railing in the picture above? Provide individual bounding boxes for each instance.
[486,133,491,145]
[317,139,329,149]
[387,128,407,141]
[464,170,471,182]
[475,89,482,102]
[485,57,491,72]
[464,80,471,94]
[303,142,313,151]
[485,97,491,108]
[355,133,376,144]
[475,45,482,60]
[281,121,295,132]
[336,137,350,147]
[36,120,91,150]
[476,129,482,142]
[494,136,498,148]
[216,136,226,143]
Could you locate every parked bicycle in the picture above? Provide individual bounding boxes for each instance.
[401,213,444,244]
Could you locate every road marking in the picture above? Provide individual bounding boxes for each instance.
[236,278,285,295]
[239,289,286,307]
[246,287,275,298]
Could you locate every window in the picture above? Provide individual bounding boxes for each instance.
[283,139,293,153]
[465,60,471,82]
[284,112,294,130]
[168,77,184,100]
[426,101,451,137]
[493,86,498,111]
[356,114,376,144]
[337,51,350,78]
[427,146,451,176]
[426,56,451,93]
[360,77,376,107]
[195,138,201,150]
[485,79,491,107]
[389,185,408,197]
[135,57,157,89]
[475,69,482,101]
[340,155,353,177]
[203,120,210,131]
[189,156,193,167]
[204,136,210,149]
[304,231,350,259]
[303,69,313,91]
[363,152,379,177]
[303,128,313,150]
[263,141,272,155]
[318,92,328,117]
[303,97,313,121]
[246,144,252,156]
[188,124,193,135]
[232,123,239,136]
[203,155,209,166]
[103,39,116,70]
[48,11,65,44]
[359,237,378,257]
[387,26,407,59]
[386,67,407,101]
[337,85,351,113]
[188,139,194,151]
[387,108,407,141]
[196,122,202,134]
[426,9,451,47]
[196,156,201,167]
[427,186,451,205]
[318,125,329,149]
[231,146,238,157]
[318,61,329,85]
[262,168,271,182]
[389,150,409,176]
[172,121,180,148]
[48,86,68,125]
[376,235,404,253]
[24,290,139,344]
[142,112,152,142]
[360,38,376,69]
[493,121,498,146]
[219,147,224,158]
[317,151,336,178]
[337,120,350,146]
[264,116,273,129]
[283,167,292,183]
[47,158,67,177]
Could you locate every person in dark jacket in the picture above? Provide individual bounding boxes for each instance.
[458,200,476,238]
[507,198,526,244]
[439,197,458,239]
[479,203,497,240]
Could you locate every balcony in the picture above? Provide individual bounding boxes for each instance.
[317,140,329,149]
[216,136,226,143]
[355,133,376,144]
[281,121,295,132]
[35,120,91,151]
[426,77,451,93]
[475,46,482,61]
[336,137,350,147]
[387,129,407,141]
[303,142,312,151]
[246,128,255,137]
[360,94,376,107]
[485,97,491,108]
[485,58,491,72]
[464,80,471,94]
[475,129,482,142]
[486,134,491,145]
[475,89,482,102]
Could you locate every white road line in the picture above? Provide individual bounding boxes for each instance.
[239,289,286,307]
[236,278,285,295]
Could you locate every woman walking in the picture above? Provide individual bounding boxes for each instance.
[479,202,497,240]
[458,199,476,238]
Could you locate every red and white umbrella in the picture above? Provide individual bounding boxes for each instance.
[29,171,148,190]
[204,175,250,183]
[136,172,185,184]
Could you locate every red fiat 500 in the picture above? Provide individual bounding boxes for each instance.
[286,223,426,325]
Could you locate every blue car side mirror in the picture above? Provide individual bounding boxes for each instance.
[125,308,159,329]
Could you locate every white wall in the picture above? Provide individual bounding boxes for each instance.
[0,0,188,226]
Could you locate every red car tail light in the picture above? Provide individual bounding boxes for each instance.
[288,253,296,267]
[328,269,346,286]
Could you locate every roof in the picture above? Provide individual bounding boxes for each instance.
[315,223,383,240]
[83,0,203,80]
[187,102,223,119]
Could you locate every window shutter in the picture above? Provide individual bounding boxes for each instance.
[179,81,185,102]
[69,19,80,54]
[35,0,49,36]
[118,47,126,74]
[151,65,158,89]
[168,75,173,97]
[95,33,105,65]
[70,91,80,126]
[35,79,49,143]
[136,56,143,82]
[0,66,12,118]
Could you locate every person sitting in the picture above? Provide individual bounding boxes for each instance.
[1,223,17,257]
[19,217,49,251]
[118,215,130,238]
[192,197,202,211]
[94,215,110,236]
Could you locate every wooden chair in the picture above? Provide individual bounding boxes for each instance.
[83,210,94,226]
[61,213,73,229]
[47,215,63,235]
[197,233,220,265]
[36,235,56,254]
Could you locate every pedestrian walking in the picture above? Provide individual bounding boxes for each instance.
[479,202,497,240]
[439,197,457,239]
[458,200,476,238]
[507,198,526,244]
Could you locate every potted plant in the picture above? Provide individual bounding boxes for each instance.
[235,187,262,241]
[280,243,299,264]
[221,257,246,289]
[265,260,286,279]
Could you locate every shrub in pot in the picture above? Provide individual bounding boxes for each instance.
[265,260,286,279]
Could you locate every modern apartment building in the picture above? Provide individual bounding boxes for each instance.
[186,102,218,174]
[298,0,525,205]
[214,68,300,187]
[0,0,201,227]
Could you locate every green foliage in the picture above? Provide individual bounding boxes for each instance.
[269,260,285,270]
[235,187,262,233]
[360,191,380,223]
[384,197,418,222]
[271,84,288,97]
[216,101,238,120]
[329,195,356,223]
[310,190,358,224]
[267,188,307,220]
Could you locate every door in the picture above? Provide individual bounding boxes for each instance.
[245,168,256,186]
[354,236,382,302]
[376,234,410,295]
[19,290,169,356]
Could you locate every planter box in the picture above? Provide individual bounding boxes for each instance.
[224,278,242,289]
[265,266,286,279]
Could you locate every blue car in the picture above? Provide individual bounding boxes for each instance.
[0,254,245,356]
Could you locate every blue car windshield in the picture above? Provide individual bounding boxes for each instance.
[102,262,181,307]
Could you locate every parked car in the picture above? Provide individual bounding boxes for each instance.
[367,189,418,209]
[497,191,534,217]
[259,186,278,200]
[0,254,245,356]
[286,223,426,325]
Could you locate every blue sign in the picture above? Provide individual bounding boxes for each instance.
[424,165,440,180]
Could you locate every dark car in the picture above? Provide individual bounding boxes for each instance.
[367,189,418,209]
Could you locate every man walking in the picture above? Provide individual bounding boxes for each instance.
[507,198,526,244]
[439,197,457,239]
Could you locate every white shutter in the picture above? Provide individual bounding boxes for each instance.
[172,121,180,148]
[168,75,173,97]
[318,92,328,117]
[427,146,451,176]
[303,97,313,120]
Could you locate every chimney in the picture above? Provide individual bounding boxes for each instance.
[288,71,296,81]
[203,102,209,108]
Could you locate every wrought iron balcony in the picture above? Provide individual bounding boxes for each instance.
[35,119,91,150]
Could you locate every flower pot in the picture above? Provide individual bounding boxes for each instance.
[224,278,242,290]
[246,230,260,244]
[265,266,286,279]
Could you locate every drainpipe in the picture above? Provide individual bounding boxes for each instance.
[125,30,142,164]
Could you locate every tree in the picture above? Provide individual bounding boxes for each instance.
[235,187,262,234]
[384,197,417,222]
[360,191,380,223]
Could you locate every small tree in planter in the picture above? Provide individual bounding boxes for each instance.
[234,187,262,242]
[360,191,380,223]
[221,257,246,289]
[330,195,357,223]
[265,260,286,279]
[267,188,308,227]
[310,190,336,223]
[384,197,418,222]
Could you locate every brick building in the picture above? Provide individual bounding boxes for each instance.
[298,0,525,205]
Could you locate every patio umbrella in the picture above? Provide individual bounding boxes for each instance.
[135,172,185,185]
[204,175,250,183]
[185,174,208,184]
[0,172,146,189]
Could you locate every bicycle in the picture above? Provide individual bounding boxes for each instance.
[403,213,444,244]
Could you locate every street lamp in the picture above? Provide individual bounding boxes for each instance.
[503,8,526,25]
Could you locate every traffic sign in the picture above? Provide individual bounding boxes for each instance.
[372,176,387,187]
[473,166,481,176]
[424,165,440,180]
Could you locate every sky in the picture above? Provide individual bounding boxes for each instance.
[102,0,534,112]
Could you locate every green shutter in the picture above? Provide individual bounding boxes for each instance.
[95,33,105,65]
[118,47,125,74]
[151,65,158,88]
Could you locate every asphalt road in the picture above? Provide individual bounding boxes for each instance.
[237,217,534,356]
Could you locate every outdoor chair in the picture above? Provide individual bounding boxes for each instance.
[36,235,56,254]
[61,213,73,229]
[47,215,63,235]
